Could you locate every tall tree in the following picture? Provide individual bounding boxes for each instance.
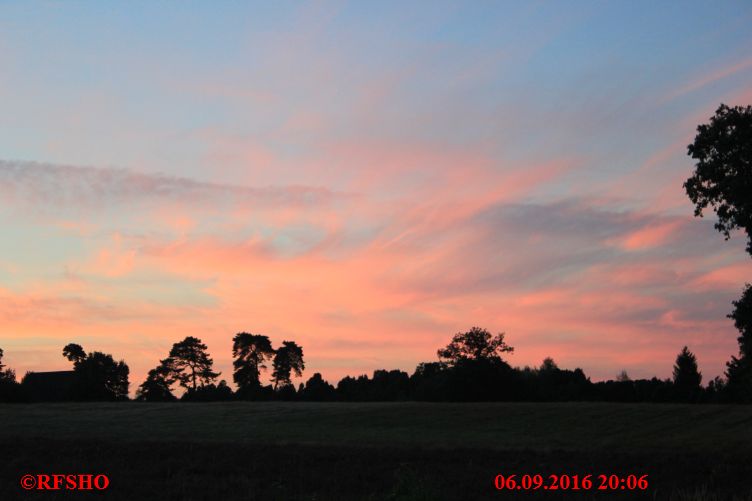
[271,341,304,390]
[685,104,752,402]
[437,327,514,366]
[168,336,220,391]
[232,333,275,391]
[684,103,752,255]
[673,346,702,398]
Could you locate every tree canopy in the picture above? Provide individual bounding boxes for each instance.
[437,326,514,366]
[136,359,177,402]
[168,336,220,391]
[0,347,15,383]
[684,103,752,255]
[729,284,752,358]
[232,332,275,391]
[673,346,702,393]
[63,343,87,365]
[62,344,130,401]
[726,284,752,402]
[300,372,336,401]
[271,341,305,389]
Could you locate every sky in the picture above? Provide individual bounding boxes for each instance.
[1,1,752,392]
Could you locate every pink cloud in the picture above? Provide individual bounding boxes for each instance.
[692,263,752,291]
[89,233,137,278]
[618,219,685,250]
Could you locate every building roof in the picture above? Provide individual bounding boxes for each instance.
[22,370,77,401]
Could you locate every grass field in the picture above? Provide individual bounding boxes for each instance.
[1,402,751,500]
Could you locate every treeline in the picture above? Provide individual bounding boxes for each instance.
[1,324,750,403]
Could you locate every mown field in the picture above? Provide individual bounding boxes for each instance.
[1,402,751,500]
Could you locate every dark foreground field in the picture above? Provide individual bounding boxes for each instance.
[1,402,751,500]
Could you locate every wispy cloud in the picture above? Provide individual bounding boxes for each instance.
[0,160,345,212]
[664,57,752,102]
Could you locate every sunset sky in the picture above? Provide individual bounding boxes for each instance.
[2,2,752,392]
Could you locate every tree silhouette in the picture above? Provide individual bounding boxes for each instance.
[410,362,449,401]
[684,103,752,255]
[437,327,514,366]
[181,380,234,402]
[232,333,275,392]
[726,284,752,401]
[300,373,336,401]
[63,343,87,365]
[673,346,702,401]
[540,357,559,372]
[63,345,130,401]
[136,359,177,402]
[0,347,22,402]
[729,284,752,358]
[0,347,16,383]
[271,341,304,390]
[371,369,410,400]
[336,375,370,401]
[168,337,220,391]
[276,382,298,400]
[706,376,728,402]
